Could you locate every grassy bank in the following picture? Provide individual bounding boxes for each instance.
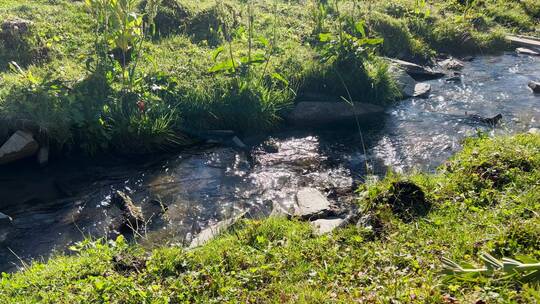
[0,0,538,155]
[1,133,539,303]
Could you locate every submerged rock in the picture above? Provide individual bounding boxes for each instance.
[528,81,540,93]
[294,188,331,220]
[109,191,144,234]
[286,101,384,126]
[232,136,247,149]
[0,130,39,165]
[469,113,503,126]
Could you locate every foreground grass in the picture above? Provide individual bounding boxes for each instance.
[0,0,538,154]
[1,133,539,303]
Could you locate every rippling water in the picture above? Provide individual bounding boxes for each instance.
[1,54,539,272]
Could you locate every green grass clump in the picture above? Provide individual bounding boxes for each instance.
[1,134,539,303]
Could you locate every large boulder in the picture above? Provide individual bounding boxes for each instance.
[0,130,39,165]
[529,81,540,93]
[286,101,384,126]
[294,188,331,220]
[387,58,445,80]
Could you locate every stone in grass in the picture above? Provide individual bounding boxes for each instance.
[189,212,247,248]
[311,217,346,235]
[294,187,331,220]
[529,128,540,135]
[0,130,39,165]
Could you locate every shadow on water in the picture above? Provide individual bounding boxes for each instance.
[1,53,539,272]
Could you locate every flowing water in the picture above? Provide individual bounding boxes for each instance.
[1,54,539,272]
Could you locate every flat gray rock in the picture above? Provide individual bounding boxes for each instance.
[311,217,346,235]
[189,212,247,248]
[286,101,384,126]
[516,47,540,56]
[294,188,331,219]
[390,66,431,98]
[388,58,445,79]
[0,130,39,165]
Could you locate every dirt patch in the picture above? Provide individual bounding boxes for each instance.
[377,181,431,222]
[0,18,50,68]
[112,254,147,274]
[474,158,532,188]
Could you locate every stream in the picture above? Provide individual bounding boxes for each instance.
[1,53,539,273]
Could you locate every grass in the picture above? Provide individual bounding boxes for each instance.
[0,0,538,154]
[1,133,539,303]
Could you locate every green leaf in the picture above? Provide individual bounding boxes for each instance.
[211,46,224,62]
[257,36,270,47]
[271,73,289,86]
[355,21,366,37]
[319,33,332,42]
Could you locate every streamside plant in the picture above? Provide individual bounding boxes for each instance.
[443,252,540,283]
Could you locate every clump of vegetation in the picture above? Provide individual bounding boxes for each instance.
[0,0,536,156]
[1,134,539,303]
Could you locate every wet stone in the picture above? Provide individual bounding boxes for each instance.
[0,130,39,165]
[294,188,331,220]
[529,81,540,93]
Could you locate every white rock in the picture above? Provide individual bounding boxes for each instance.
[414,83,431,98]
[528,128,540,135]
[311,217,346,235]
[516,47,540,56]
[294,188,331,219]
[0,130,39,165]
